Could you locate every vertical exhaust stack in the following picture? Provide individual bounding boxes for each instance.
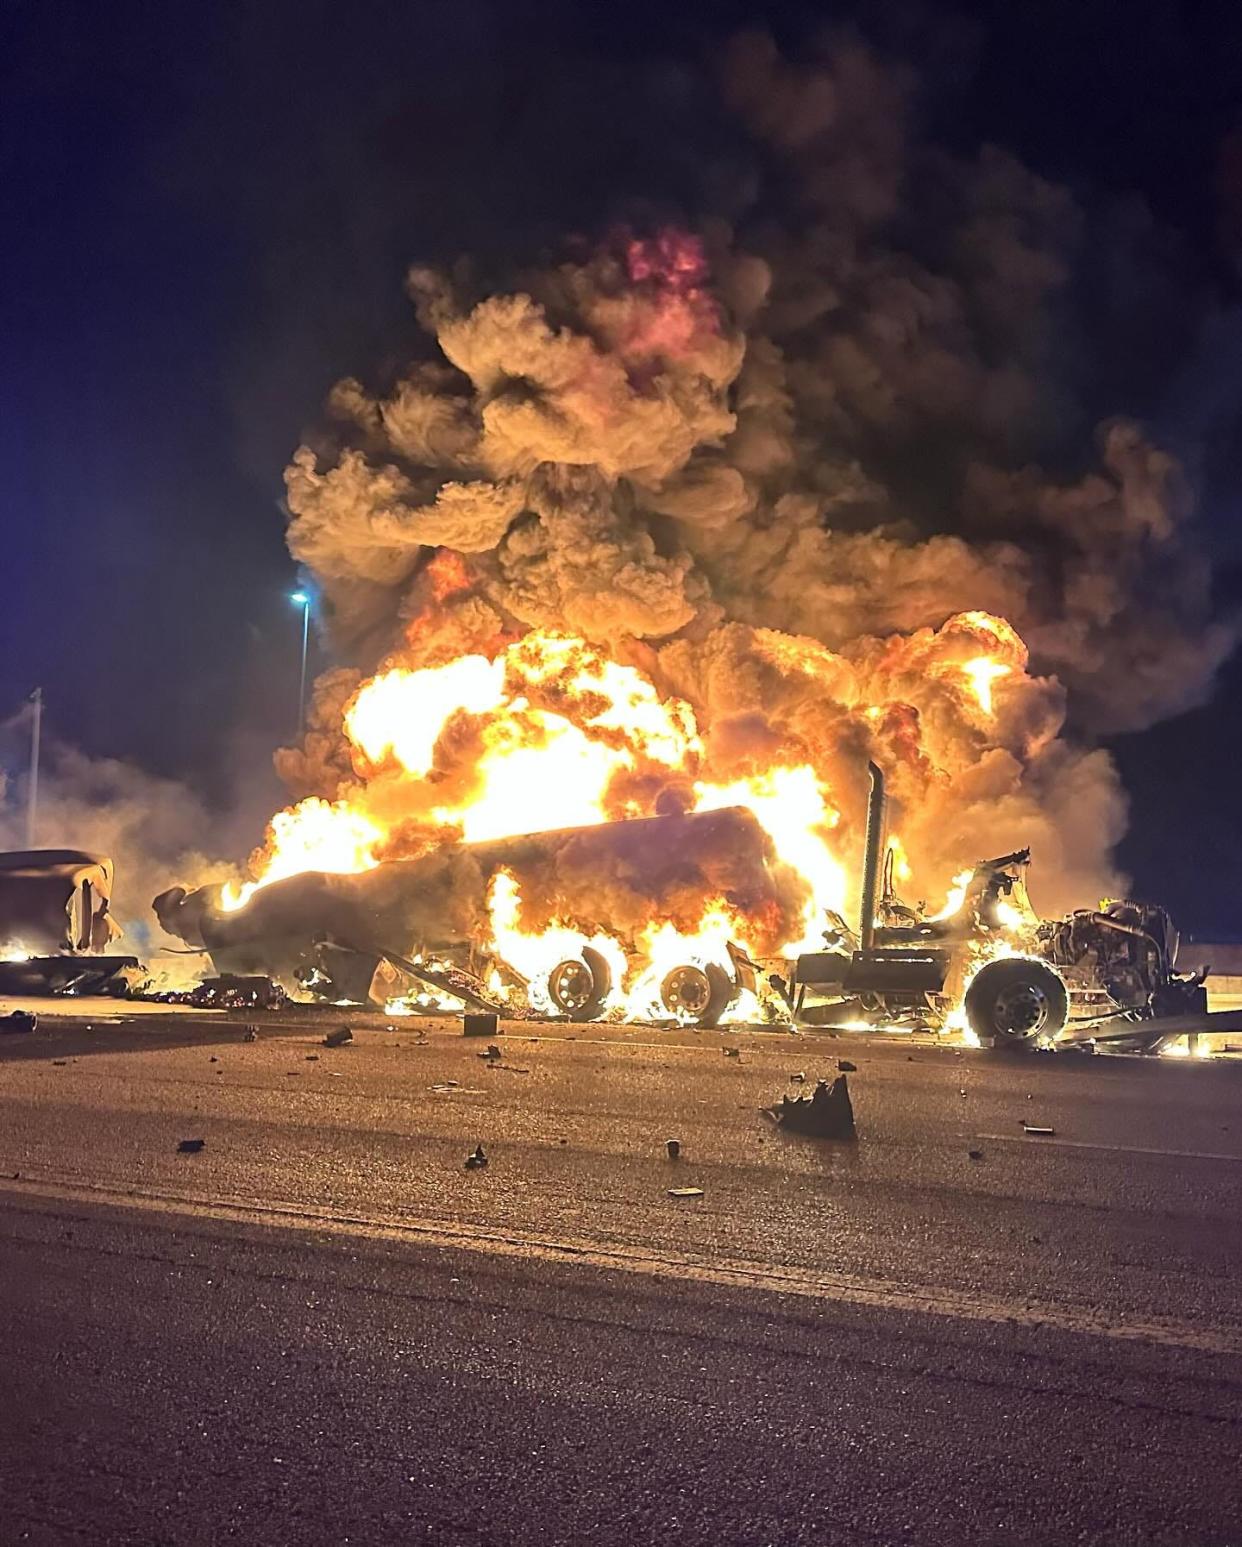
[858,761,886,951]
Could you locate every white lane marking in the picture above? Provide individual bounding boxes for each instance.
[976,1134,1242,1164]
[0,1171,1239,1355]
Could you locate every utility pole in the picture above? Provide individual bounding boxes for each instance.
[26,687,42,850]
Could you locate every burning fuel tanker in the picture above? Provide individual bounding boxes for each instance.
[154,805,794,1024]
[149,124,1231,1033]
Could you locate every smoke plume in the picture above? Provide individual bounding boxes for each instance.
[266,29,1231,921]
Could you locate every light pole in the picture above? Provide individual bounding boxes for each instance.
[26,687,42,850]
[291,592,311,736]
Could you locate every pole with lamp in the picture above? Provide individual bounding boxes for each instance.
[291,591,311,736]
[26,687,42,850]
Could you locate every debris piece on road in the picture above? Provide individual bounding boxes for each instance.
[668,1186,704,1198]
[768,1074,856,1139]
[177,1138,206,1154]
[666,1138,681,1160]
[429,1081,461,1093]
[837,1059,857,1072]
[323,1026,354,1047]
[188,974,285,1011]
[463,1012,499,1038]
[968,1148,984,1160]
[1022,1123,1055,1136]
[242,1026,258,1042]
[479,1043,502,1060]
[722,1046,740,1058]
[0,1010,37,1035]
[305,1054,320,1062]
[464,1144,488,1170]
[51,1059,67,1066]
[789,1071,805,1083]
[209,1056,219,1063]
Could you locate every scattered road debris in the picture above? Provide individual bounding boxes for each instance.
[1023,1123,1055,1136]
[722,1046,740,1058]
[464,1144,488,1170]
[184,975,285,1011]
[429,1081,460,1093]
[479,1043,502,1060]
[838,1059,857,1072]
[1,1010,37,1034]
[209,1055,219,1063]
[323,1026,353,1048]
[768,1074,857,1139]
[968,1148,984,1160]
[666,1138,681,1160]
[177,1138,206,1154]
[305,1054,319,1062]
[463,1012,499,1038]
[51,1059,67,1067]
[668,1186,704,1198]
[789,1071,806,1083]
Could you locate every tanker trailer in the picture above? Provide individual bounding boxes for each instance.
[154,805,787,1026]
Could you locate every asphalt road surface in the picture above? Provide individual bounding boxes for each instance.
[1,1006,1240,1545]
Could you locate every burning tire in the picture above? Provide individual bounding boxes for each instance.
[964,957,1068,1045]
[658,962,735,1028]
[547,946,612,1022]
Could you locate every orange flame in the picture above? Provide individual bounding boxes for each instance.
[227,610,1040,1014]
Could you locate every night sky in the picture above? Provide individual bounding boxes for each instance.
[3,0,1241,934]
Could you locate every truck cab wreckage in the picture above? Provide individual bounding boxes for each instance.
[787,764,1215,1052]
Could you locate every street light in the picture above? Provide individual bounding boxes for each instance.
[291,591,311,736]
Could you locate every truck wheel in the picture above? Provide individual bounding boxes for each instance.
[547,946,612,1021]
[964,957,1068,1045]
[659,962,734,1027]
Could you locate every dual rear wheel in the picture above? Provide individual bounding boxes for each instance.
[546,952,735,1027]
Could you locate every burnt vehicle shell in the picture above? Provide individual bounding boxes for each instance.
[0,850,115,956]
[153,806,787,1025]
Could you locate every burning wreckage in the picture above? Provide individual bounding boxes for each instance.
[90,205,1236,1058]
[153,766,1216,1052]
